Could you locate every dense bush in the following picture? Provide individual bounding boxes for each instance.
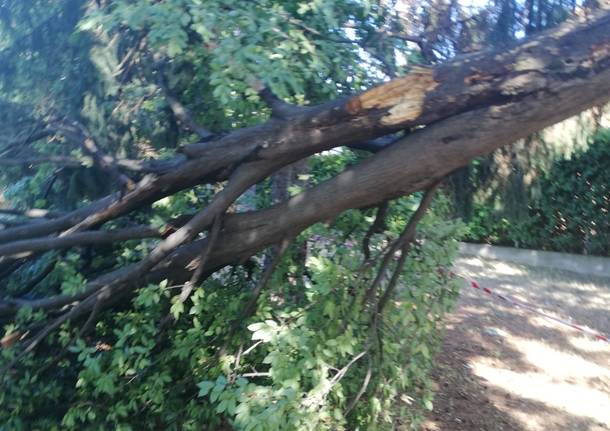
[1,182,464,430]
[3,0,534,428]
[464,129,610,256]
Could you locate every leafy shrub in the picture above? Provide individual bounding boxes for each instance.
[531,129,610,255]
[0,2,466,428]
[465,129,610,256]
[1,192,464,430]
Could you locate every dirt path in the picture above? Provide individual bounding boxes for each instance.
[424,256,610,431]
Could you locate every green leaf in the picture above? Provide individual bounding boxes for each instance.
[170,300,185,319]
[197,381,215,397]
[216,399,228,413]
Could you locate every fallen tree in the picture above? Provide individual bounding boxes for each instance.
[2,7,609,317]
[1,1,610,428]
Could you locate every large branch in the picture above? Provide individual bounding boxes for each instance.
[7,8,610,323]
[0,195,118,244]
[161,55,610,282]
[153,11,610,283]
[0,226,162,259]
[0,9,609,262]
[181,9,610,160]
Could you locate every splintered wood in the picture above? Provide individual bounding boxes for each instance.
[345,67,438,125]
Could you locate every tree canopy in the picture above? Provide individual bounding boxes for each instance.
[0,0,609,429]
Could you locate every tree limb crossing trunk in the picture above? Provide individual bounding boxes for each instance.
[154,10,610,282]
[1,9,610,321]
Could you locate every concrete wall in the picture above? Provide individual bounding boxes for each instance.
[459,242,610,279]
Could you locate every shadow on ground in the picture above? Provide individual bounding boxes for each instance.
[423,257,610,431]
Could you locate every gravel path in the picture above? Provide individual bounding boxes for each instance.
[424,256,610,431]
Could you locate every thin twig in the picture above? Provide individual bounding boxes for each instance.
[344,354,373,415]
[178,215,223,302]
[158,77,214,139]
[20,256,59,294]
[239,372,271,378]
[1,294,97,375]
[376,183,440,313]
[78,296,103,338]
[303,350,368,408]
[242,340,264,356]
[158,215,223,329]
[362,201,389,261]
[362,182,440,306]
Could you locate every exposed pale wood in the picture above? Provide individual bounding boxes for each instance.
[2,9,608,248]
[1,9,610,326]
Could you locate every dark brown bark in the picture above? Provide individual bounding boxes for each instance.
[1,8,608,249]
[53,121,136,190]
[1,9,610,328]
[0,226,161,258]
[0,194,118,244]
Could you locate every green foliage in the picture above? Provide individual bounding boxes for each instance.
[527,130,610,255]
[1,189,464,430]
[0,1,472,428]
[465,130,610,256]
[0,0,598,426]
[0,0,395,211]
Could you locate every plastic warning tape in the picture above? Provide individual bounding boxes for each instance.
[445,269,610,344]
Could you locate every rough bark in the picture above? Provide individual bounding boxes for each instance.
[1,9,610,326]
[0,226,161,259]
[2,8,606,250]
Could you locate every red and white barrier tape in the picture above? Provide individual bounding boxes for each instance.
[444,269,610,344]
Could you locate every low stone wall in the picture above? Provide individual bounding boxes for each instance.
[459,242,610,279]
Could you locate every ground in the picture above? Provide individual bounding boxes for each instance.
[424,256,610,431]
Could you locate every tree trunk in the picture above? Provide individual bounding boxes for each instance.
[1,8,610,322]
